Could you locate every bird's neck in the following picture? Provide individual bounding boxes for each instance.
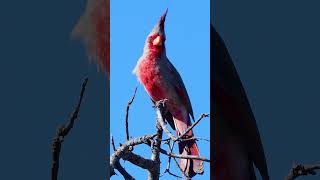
[144,44,166,60]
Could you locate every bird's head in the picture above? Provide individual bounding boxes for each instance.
[144,9,168,55]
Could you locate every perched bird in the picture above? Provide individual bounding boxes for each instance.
[72,0,110,77]
[133,10,204,178]
[212,25,269,180]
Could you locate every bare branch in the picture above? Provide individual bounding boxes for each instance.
[110,134,157,178]
[176,113,210,141]
[110,136,136,179]
[155,100,209,143]
[111,135,116,151]
[160,140,183,179]
[123,151,155,170]
[114,161,135,180]
[110,92,210,180]
[145,140,210,162]
[125,87,137,141]
[51,77,88,180]
[285,163,320,180]
[161,150,210,162]
[148,120,163,180]
[160,168,182,179]
[155,100,176,141]
[172,154,189,179]
[179,137,210,143]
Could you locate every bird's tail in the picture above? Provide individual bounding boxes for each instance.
[173,113,204,178]
[178,138,204,178]
[71,0,110,77]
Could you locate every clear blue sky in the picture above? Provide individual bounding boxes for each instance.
[110,1,210,179]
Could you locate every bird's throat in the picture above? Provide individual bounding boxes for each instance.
[147,44,164,59]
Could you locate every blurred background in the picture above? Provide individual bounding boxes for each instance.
[213,1,320,179]
[0,0,108,179]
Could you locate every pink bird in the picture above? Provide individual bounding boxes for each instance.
[133,10,204,178]
[212,25,269,180]
[72,0,110,77]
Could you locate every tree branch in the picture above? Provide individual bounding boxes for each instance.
[110,92,210,180]
[114,161,135,180]
[110,134,157,178]
[148,119,163,179]
[285,163,320,180]
[51,77,88,180]
[125,87,137,141]
[155,100,176,141]
[176,113,209,142]
[111,135,135,179]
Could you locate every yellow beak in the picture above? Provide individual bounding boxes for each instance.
[152,35,162,46]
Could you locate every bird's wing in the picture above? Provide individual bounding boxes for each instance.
[71,0,110,77]
[163,57,194,121]
[212,26,269,180]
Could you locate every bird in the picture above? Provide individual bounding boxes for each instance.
[133,9,204,178]
[212,25,269,180]
[71,0,110,77]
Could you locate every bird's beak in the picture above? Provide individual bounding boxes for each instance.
[150,9,168,46]
[152,35,162,46]
[158,8,168,31]
[159,8,168,26]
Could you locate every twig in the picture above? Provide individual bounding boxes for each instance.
[111,135,116,151]
[285,163,320,180]
[51,77,88,180]
[161,150,210,162]
[179,137,210,142]
[176,113,209,142]
[160,140,183,179]
[125,87,137,141]
[145,139,210,162]
[156,100,209,143]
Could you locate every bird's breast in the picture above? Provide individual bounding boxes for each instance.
[136,58,166,101]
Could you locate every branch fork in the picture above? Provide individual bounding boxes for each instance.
[110,89,210,180]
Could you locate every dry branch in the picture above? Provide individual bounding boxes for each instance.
[176,113,209,141]
[148,120,163,180]
[110,134,157,178]
[51,77,88,180]
[110,90,210,180]
[125,87,137,141]
[285,163,320,180]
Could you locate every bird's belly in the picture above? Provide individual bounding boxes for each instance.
[142,73,167,101]
[138,63,167,101]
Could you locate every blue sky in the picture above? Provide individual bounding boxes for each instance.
[110,1,210,179]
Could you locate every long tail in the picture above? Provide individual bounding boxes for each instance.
[71,0,110,77]
[173,111,204,178]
